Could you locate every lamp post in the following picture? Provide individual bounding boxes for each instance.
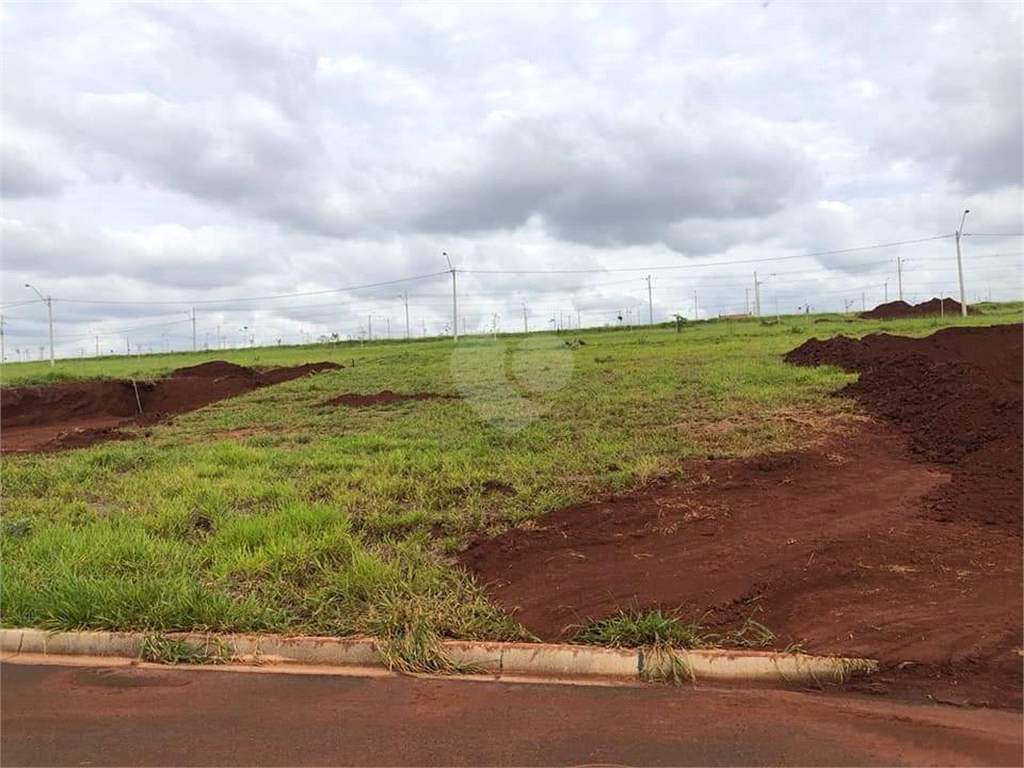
[955,209,970,317]
[398,293,410,339]
[25,283,54,366]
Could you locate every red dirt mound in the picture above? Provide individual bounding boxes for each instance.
[321,391,447,407]
[786,324,1022,532]
[262,361,342,385]
[859,297,979,320]
[0,360,343,453]
[169,360,259,378]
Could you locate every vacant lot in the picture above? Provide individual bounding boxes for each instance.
[2,307,1021,702]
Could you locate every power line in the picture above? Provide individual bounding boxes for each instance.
[6,251,1017,331]
[5,318,194,341]
[50,271,450,306]
[459,235,955,275]
[964,232,1024,238]
[0,299,43,310]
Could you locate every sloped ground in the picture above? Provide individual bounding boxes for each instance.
[462,324,1023,708]
[0,360,342,452]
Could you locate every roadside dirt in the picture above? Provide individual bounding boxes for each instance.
[321,391,450,407]
[859,297,979,319]
[0,361,342,453]
[461,324,1023,708]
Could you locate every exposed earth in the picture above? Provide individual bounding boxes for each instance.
[859,297,979,320]
[0,360,342,453]
[461,324,1023,709]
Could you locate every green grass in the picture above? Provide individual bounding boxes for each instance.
[570,609,777,650]
[2,306,1021,667]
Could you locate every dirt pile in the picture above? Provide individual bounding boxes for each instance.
[1,360,342,453]
[786,324,1022,532]
[169,360,261,378]
[321,391,449,407]
[859,297,979,320]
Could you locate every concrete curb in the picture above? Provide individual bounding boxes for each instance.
[0,629,878,686]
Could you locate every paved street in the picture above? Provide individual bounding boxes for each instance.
[2,659,1021,766]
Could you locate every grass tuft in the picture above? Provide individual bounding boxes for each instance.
[140,634,230,665]
[571,609,711,649]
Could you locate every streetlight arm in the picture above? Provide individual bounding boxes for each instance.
[24,283,46,301]
[958,209,970,234]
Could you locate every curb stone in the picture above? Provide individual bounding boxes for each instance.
[0,629,878,685]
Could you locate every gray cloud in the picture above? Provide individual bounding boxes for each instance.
[402,110,818,252]
[0,143,67,198]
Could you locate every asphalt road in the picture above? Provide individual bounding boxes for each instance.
[2,659,1021,767]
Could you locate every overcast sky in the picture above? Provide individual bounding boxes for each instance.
[1,0,1022,358]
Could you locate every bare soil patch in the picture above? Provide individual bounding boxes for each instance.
[461,324,1022,708]
[320,391,449,407]
[0,361,342,453]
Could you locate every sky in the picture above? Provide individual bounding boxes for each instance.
[1,0,1022,358]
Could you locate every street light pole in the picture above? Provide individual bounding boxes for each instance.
[897,257,905,302]
[955,209,970,317]
[398,293,410,339]
[25,283,54,366]
[646,275,653,325]
[444,252,458,342]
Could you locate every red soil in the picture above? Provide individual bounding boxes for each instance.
[785,324,1022,533]
[0,361,342,453]
[460,324,1023,708]
[859,297,979,319]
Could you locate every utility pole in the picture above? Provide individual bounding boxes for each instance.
[399,293,410,339]
[646,275,653,325]
[421,319,427,338]
[753,272,762,317]
[368,315,372,341]
[191,308,197,351]
[897,257,905,302]
[24,284,55,366]
[386,318,391,340]
[126,337,131,356]
[577,308,581,329]
[693,290,698,320]
[955,209,970,316]
[444,252,458,341]
[884,281,888,303]
[95,334,100,357]
[522,303,528,333]
[862,291,866,311]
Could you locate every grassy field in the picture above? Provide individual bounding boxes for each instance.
[2,305,1021,663]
